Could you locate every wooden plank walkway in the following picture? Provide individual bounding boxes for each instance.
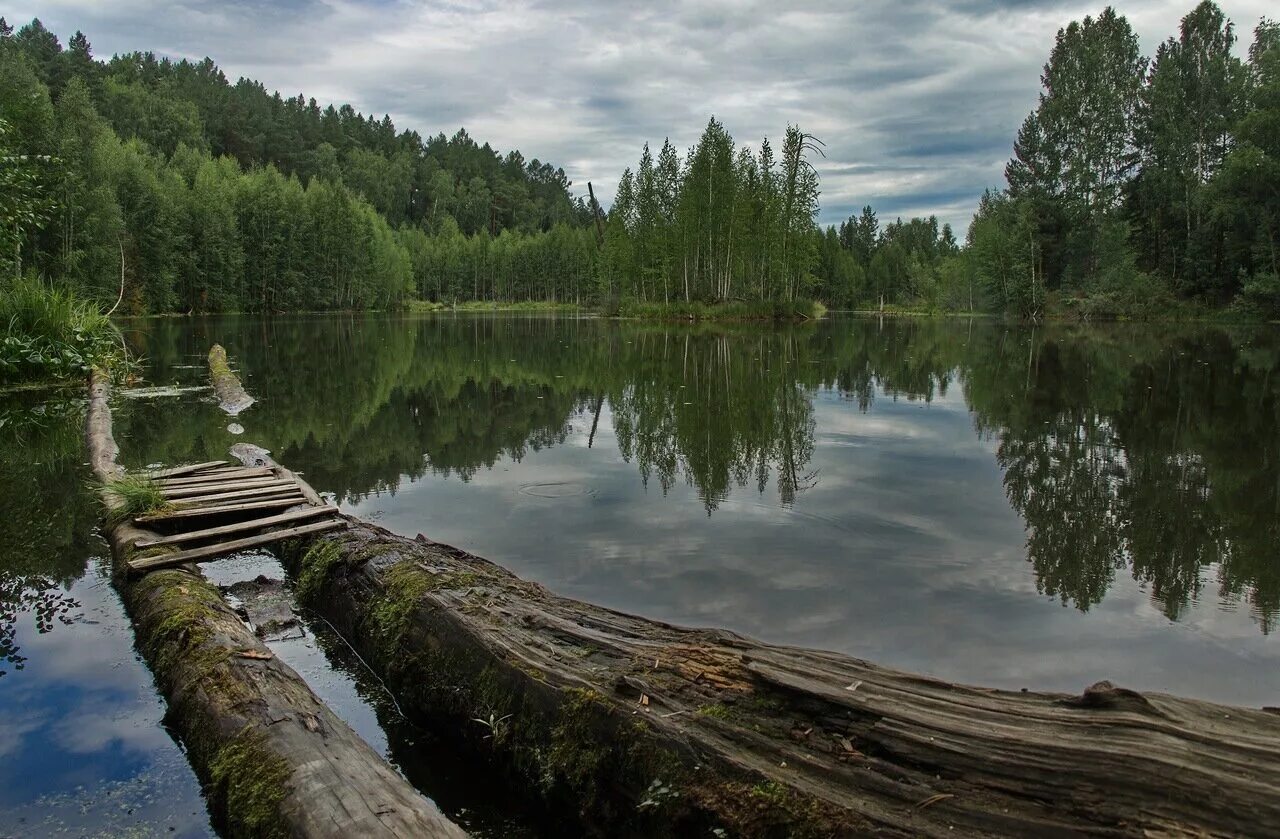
[126,461,341,575]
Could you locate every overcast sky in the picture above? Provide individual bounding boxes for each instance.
[10,0,1275,232]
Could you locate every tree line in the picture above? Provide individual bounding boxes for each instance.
[3,4,1276,316]
[966,2,1280,318]
[0,18,596,312]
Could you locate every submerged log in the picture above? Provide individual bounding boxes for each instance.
[209,344,254,415]
[277,520,1280,838]
[86,372,464,839]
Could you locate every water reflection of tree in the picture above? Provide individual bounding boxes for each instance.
[0,398,95,675]
[117,314,1280,632]
[964,325,1280,631]
[610,330,816,512]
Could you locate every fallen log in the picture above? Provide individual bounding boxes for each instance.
[209,344,254,415]
[86,371,464,838]
[275,520,1280,838]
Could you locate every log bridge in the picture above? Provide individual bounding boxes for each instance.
[123,459,341,575]
[88,370,1280,838]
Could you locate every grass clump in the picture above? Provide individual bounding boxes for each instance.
[103,474,170,525]
[0,275,125,385]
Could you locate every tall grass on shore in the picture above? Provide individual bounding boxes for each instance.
[0,276,125,385]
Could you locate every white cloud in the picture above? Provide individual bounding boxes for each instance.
[12,0,1274,234]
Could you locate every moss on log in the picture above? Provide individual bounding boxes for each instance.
[208,344,254,415]
[87,371,464,838]
[278,522,1280,838]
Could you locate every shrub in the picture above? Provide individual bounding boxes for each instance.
[0,276,124,384]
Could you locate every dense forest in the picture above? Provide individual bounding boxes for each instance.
[1,2,1278,316]
[0,17,596,311]
[967,3,1280,318]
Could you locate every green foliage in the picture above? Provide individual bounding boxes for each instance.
[0,274,123,383]
[977,3,1279,318]
[605,120,826,307]
[0,18,591,314]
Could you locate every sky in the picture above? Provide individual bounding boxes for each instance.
[9,0,1276,233]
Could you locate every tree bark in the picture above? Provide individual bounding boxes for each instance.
[276,516,1280,838]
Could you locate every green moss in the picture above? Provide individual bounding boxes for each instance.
[749,781,791,807]
[208,345,235,384]
[132,571,235,691]
[546,688,611,799]
[696,703,733,720]
[208,726,290,838]
[294,540,343,603]
[368,561,435,648]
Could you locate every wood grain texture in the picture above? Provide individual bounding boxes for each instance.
[135,497,307,523]
[287,521,1280,838]
[132,506,338,549]
[127,519,345,573]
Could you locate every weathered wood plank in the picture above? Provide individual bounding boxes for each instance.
[143,460,227,479]
[161,477,294,498]
[128,519,345,573]
[133,506,338,549]
[168,484,306,506]
[157,467,272,486]
[284,522,1280,838]
[134,497,307,523]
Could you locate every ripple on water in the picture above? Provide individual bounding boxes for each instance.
[517,481,595,499]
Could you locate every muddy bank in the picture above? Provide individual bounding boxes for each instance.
[277,520,1280,837]
[87,372,464,838]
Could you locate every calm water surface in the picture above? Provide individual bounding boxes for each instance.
[114,313,1280,705]
[2,312,1277,833]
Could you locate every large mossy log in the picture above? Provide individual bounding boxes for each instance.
[279,522,1280,838]
[209,343,254,415]
[87,373,464,838]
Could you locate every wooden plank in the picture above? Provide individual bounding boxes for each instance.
[127,519,346,573]
[168,484,306,506]
[142,460,227,479]
[133,506,339,549]
[162,478,295,499]
[134,497,308,523]
[158,467,272,487]
[193,464,257,475]
[194,490,303,507]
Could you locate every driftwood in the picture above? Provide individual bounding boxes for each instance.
[276,520,1280,838]
[209,344,254,415]
[86,372,464,838]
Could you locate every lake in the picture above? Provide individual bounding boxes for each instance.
[2,312,1278,834]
